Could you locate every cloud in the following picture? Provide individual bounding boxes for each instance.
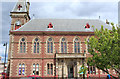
[2,2,14,43]
[29,2,118,24]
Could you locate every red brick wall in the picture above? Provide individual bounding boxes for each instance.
[9,34,118,77]
[10,34,88,77]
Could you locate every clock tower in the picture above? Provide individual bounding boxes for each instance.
[10,0,30,31]
[7,0,30,76]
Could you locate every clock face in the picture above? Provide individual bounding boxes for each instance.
[16,21,21,26]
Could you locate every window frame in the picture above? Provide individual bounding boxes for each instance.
[18,63,25,75]
[33,38,40,54]
[61,38,67,53]
[19,38,26,53]
[47,38,53,53]
[47,63,53,75]
[74,38,80,53]
[32,63,39,75]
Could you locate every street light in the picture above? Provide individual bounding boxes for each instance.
[83,50,86,79]
[3,42,7,73]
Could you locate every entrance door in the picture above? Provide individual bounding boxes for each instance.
[68,66,74,78]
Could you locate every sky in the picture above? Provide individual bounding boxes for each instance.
[0,0,119,62]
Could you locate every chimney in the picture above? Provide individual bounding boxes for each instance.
[106,19,109,24]
[26,0,30,14]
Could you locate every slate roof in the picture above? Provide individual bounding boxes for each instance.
[11,0,27,12]
[15,19,112,32]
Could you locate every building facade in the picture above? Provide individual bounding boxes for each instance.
[0,57,4,74]
[8,0,118,78]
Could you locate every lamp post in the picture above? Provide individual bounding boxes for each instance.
[3,42,7,73]
[83,50,86,79]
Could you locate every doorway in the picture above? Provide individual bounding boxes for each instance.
[68,65,74,78]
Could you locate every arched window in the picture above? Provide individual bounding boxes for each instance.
[20,38,26,53]
[61,38,67,53]
[19,63,25,75]
[47,38,53,53]
[74,38,80,53]
[34,38,39,53]
[33,63,39,75]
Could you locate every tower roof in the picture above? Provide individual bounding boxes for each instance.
[11,0,27,12]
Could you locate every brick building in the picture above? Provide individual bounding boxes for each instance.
[7,0,117,78]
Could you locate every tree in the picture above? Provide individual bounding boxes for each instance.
[78,65,87,79]
[86,23,120,79]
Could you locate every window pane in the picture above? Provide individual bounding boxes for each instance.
[75,42,76,53]
[19,64,21,67]
[36,71,39,75]
[51,42,53,53]
[75,38,78,41]
[22,38,25,41]
[62,38,65,41]
[35,38,38,41]
[64,42,67,53]
[47,64,49,75]
[34,42,36,53]
[33,64,35,75]
[75,48,77,53]
[19,64,22,75]
[48,38,52,41]
[22,64,25,67]
[33,71,35,75]
[22,64,25,75]
[19,68,21,75]
[36,64,39,67]
[20,42,22,53]
[37,42,39,53]
[61,42,63,53]
[22,68,25,75]
[48,42,49,53]
[23,42,26,53]
[33,64,35,67]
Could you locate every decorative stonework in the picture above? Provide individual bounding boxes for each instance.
[11,35,14,58]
